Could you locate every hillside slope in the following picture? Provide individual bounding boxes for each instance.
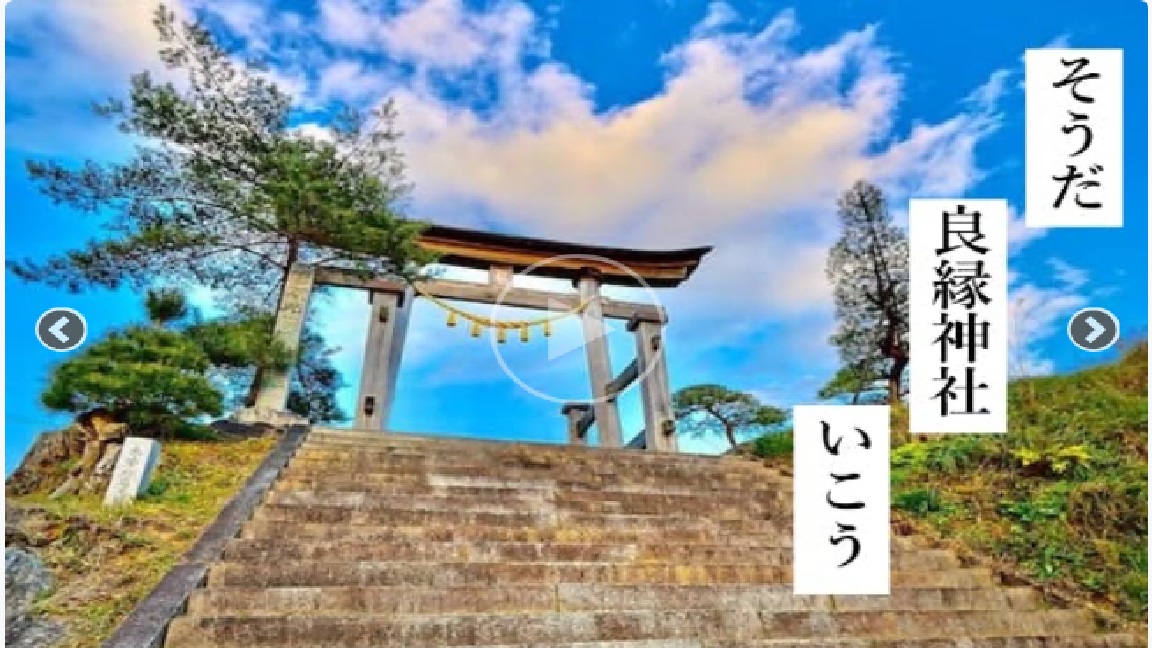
[6,434,277,647]
[745,342,1148,632]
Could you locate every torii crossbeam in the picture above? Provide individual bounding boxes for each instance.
[249,224,711,452]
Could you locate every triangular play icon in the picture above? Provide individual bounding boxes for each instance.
[545,296,616,361]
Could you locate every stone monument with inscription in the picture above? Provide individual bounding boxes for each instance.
[103,437,161,507]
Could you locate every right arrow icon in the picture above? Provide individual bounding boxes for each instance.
[1083,317,1106,344]
[1068,307,1120,352]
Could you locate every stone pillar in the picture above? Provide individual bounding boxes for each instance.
[254,264,316,413]
[103,437,161,507]
[561,403,591,445]
[576,269,623,447]
[354,285,412,431]
[629,316,678,453]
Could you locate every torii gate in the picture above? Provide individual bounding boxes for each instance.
[250,224,711,452]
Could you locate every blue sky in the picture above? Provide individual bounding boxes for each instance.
[4,0,1148,473]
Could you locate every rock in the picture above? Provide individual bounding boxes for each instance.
[231,407,308,428]
[11,409,132,499]
[6,431,71,496]
[4,504,58,549]
[5,615,66,648]
[85,443,122,495]
[5,548,66,648]
[5,549,53,619]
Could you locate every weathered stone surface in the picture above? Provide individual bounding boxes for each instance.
[165,609,1096,647]
[84,441,123,495]
[231,407,308,427]
[5,431,70,496]
[6,549,54,621]
[103,437,161,507]
[186,584,1039,618]
[157,428,1142,647]
[5,548,66,648]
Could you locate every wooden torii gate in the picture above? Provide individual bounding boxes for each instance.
[251,224,711,452]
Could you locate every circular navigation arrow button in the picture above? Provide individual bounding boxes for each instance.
[1067,307,1120,352]
[36,307,88,352]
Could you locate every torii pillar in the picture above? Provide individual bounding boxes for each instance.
[354,283,413,430]
[575,268,623,447]
[253,264,316,414]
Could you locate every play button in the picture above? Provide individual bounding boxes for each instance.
[1067,307,1120,352]
[545,297,618,360]
[489,253,665,405]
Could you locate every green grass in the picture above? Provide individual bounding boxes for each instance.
[8,435,276,648]
[749,341,1148,626]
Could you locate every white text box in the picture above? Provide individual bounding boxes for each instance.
[1025,48,1123,228]
[909,199,1008,434]
[793,404,890,595]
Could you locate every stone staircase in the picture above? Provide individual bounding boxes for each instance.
[163,428,1142,647]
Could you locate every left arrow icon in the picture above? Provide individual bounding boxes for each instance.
[36,307,88,352]
[49,317,71,342]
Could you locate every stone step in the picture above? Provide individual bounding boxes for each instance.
[236,518,931,552]
[237,520,800,546]
[262,489,789,517]
[186,584,1039,617]
[221,537,959,570]
[276,468,792,493]
[283,459,785,489]
[206,560,996,589]
[272,477,794,498]
[551,489,790,510]
[249,504,788,532]
[165,608,1092,647]
[702,638,1145,648]
[288,447,769,472]
[304,429,766,469]
[297,437,753,459]
[291,445,772,475]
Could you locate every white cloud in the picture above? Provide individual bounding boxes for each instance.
[317,0,539,72]
[1048,257,1090,290]
[316,59,396,104]
[1006,258,1094,377]
[1008,205,1048,253]
[384,6,1005,331]
[5,0,186,155]
[11,0,1030,409]
[272,2,1012,395]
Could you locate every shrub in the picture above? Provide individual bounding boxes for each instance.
[751,431,793,458]
[41,326,225,435]
[1009,443,1094,479]
[891,436,997,474]
[40,289,290,438]
[893,488,948,515]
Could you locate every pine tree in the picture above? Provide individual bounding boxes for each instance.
[285,323,348,424]
[816,361,886,404]
[825,180,910,404]
[672,384,787,448]
[41,290,291,435]
[10,5,439,414]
